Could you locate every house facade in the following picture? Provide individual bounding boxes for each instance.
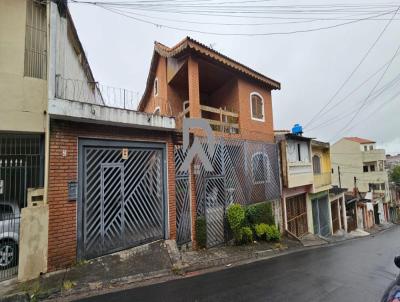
[138,37,283,248]
[331,137,390,229]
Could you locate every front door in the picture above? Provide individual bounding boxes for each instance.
[286,194,308,237]
[331,200,340,233]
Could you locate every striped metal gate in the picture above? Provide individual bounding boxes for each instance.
[174,146,191,245]
[78,140,167,260]
[205,177,226,247]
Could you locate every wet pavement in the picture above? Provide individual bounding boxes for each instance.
[77,225,400,302]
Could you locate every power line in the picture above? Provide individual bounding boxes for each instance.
[75,3,397,37]
[304,5,400,129]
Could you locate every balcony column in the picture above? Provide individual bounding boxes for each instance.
[187,57,201,119]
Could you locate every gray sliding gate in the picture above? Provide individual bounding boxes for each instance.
[78,140,167,260]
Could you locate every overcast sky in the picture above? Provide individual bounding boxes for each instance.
[68,1,400,154]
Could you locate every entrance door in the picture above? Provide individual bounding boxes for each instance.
[205,177,225,248]
[331,200,340,233]
[79,140,166,260]
[312,196,331,237]
[286,194,308,237]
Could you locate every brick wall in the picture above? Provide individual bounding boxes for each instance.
[47,119,176,271]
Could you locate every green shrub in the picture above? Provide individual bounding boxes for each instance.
[254,223,268,240]
[226,204,245,244]
[245,202,274,226]
[265,224,281,242]
[196,216,207,248]
[241,226,253,244]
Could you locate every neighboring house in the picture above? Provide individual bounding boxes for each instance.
[138,37,282,248]
[331,137,390,229]
[275,130,345,239]
[0,0,177,282]
[309,140,334,237]
[275,131,313,238]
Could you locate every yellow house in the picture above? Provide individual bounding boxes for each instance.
[307,140,333,237]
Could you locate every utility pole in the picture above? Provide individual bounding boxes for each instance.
[338,166,342,189]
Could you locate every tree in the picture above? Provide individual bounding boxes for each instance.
[390,166,400,184]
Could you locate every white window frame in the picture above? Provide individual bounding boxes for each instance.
[154,77,159,96]
[251,152,271,184]
[250,92,265,122]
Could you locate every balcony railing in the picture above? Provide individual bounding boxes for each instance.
[362,149,386,162]
[55,76,139,110]
[314,172,332,188]
[177,103,239,134]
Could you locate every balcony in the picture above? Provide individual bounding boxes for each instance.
[177,103,239,134]
[286,162,314,188]
[362,149,386,163]
[314,172,332,189]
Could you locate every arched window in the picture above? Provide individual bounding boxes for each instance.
[154,78,159,96]
[250,92,265,122]
[252,152,271,184]
[312,155,321,174]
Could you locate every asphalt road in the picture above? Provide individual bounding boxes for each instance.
[78,226,400,302]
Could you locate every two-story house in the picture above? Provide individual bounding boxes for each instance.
[138,37,282,248]
[331,137,390,228]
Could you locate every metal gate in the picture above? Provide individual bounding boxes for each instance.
[174,146,191,245]
[0,134,43,281]
[205,177,226,247]
[312,195,331,237]
[78,140,167,260]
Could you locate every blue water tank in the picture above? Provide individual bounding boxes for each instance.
[292,124,303,135]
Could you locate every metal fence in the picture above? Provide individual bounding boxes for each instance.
[55,76,139,110]
[174,138,281,247]
[0,134,44,281]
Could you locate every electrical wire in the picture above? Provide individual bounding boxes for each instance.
[304,5,400,129]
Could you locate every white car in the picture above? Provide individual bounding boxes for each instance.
[0,202,20,269]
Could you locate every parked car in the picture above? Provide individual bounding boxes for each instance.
[0,202,20,270]
[382,256,400,302]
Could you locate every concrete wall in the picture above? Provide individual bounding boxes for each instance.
[0,0,47,133]
[18,205,49,281]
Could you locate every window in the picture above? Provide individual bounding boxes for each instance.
[0,204,14,221]
[312,155,321,174]
[381,183,386,190]
[370,165,375,172]
[369,145,373,150]
[154,78,159,96]
[250,92,265,121]
[369,183,379,191]
[24,0,47,79]
[364,146,368,151]
[252,152,271,184]
[363,166,369,173]
[297,144,301,161]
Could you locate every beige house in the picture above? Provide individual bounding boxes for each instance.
[0,0,102,281]
[331,137,390,226]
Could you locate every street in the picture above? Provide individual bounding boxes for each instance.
[77,225,400,302]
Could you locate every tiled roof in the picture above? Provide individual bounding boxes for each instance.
[344,137,376,144]
[138,37,280,111]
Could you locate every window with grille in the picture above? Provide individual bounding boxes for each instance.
[24,0,47,79]
[252,152,271,184]
[250,92,265,121]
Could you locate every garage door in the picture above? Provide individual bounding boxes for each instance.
[286,194,308,238]
[78,139,166,260]
[312,196,331,237]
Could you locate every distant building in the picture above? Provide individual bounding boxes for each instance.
[331,137,390,229]
[386,154,400,170]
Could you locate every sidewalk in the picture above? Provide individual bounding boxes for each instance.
[1,223,396,302]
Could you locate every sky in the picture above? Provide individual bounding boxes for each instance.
[68,0,400,154]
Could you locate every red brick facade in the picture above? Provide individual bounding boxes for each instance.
[47,120,176,271]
